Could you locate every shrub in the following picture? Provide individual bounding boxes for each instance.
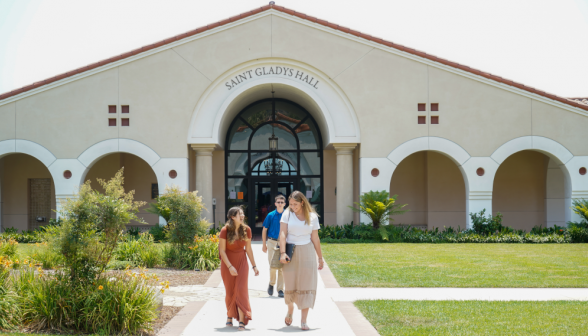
[107,260,136,270]
[115,232,162,267]
[13,266,160,334]
[571,199,588,224]
[568,225,588,243]
[0,238,18,258]
[164,234,220,271]
[350,191,408,230]
[149,186,208,246]
[0,263,19,331]
[149,225,167,242]
[56,168,146,282]
[470,209,508,235]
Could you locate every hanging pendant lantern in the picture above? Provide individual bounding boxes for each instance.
[269,90,278,151]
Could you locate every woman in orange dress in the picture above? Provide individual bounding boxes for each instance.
[219,206,259,331]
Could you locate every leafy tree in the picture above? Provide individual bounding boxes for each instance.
[57,168,146,282]
[149,186,208,246]
[350,191,408,230]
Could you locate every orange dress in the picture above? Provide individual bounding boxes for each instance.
[219,226,252,324]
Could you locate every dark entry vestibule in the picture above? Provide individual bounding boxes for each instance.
[224,97,324,234]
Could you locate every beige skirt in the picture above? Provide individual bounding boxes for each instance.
[282,242,317,310]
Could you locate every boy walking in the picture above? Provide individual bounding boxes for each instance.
[262,194,286,297]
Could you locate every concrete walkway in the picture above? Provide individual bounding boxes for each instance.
[178,242,358,335]
[158,243,588,335]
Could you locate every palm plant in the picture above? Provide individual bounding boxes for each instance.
[349,191,408,229]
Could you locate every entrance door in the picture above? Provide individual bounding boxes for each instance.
[250,177,297,234]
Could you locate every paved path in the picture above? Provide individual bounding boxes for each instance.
[179,242,356,335]
[328,287,588,302]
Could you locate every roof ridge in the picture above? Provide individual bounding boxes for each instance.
[0,3,586,113]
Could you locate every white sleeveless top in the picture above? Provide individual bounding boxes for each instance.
[280,208,320,245]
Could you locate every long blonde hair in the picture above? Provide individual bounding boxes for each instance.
[225,206,250,244]
[287,190,318,225]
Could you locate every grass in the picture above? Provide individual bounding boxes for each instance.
[355,300,588,336]
[322,243,588,287]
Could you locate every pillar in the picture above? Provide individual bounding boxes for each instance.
[333,144,357,225]
[191,144,216,222]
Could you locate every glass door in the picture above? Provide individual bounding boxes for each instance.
[250,177,297,234]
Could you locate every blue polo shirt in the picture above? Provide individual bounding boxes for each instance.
[263,209,283,239]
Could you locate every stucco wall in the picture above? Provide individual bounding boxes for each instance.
[493,150,548,230]
[85,153,158,226]
[0,154,56,232]
[323,150,336,226]
[390,151,466,228]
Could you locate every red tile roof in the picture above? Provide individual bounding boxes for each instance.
[568,98,588,106]
[1,3,587,112]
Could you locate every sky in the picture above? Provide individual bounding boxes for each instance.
[0,0,587,98]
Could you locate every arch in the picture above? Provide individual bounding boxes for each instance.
[0,139,57,167]
[187,59,360,148]
[78,139,161,169]
[490,136,575,228]
[490,136,573,166]
[387,137,472,167]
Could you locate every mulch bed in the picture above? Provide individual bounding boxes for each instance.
[144,267,214,287]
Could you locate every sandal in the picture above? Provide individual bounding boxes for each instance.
[301,322,309,331]
[285,313,293,326]
[238,322,246,331]
[226,317,233,326]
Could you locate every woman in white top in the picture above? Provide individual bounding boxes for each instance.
[279,190,324,331]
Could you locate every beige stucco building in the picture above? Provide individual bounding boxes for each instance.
[1,4,587,234]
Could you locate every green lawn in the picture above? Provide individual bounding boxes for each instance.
[323,243,588,287]
[355,300,588,336]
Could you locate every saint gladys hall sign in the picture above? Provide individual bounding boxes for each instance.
[225,66,320,90]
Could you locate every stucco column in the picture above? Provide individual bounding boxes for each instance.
[191,144,216,222]
[333,144,357,225]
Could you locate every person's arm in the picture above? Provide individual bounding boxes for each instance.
[262,213,271,253]
[262,227,268,253]
[310,230,324,270]
[219,238,238,276]
[279,221,289,263]
[245,238,259,276]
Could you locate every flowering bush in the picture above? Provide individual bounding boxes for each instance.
[115,232,162,268]
[0,238,18,258]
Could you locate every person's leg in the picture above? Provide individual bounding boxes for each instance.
[238,307,245,330]
[267,239,277,295]
[285,302,294,325]
[277,267,284,292]
[301,308,310,330]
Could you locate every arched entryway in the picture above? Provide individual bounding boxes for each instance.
[84,153,159,227]
[390,151,467,230]
[225,98,323,233]
[0,153,56,232]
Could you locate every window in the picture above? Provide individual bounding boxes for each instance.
[431,103,439,111]
[122,105,129,113]
[431,116,439,124]
[121,118,130,126]
[418,116,426,124]
[108,105,116,113]
[418,103,426,111]
[108,118,116,126]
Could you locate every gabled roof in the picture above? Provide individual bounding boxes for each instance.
[1,3,587,112]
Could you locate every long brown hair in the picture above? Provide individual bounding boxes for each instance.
[287,190,318,225]
[225,206,250,244]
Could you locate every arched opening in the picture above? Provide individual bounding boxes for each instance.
[493,150,568,230]
[85,153,158,228]
[0,154,56,232]
[390,151,466,229]
[225,98,323,233]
